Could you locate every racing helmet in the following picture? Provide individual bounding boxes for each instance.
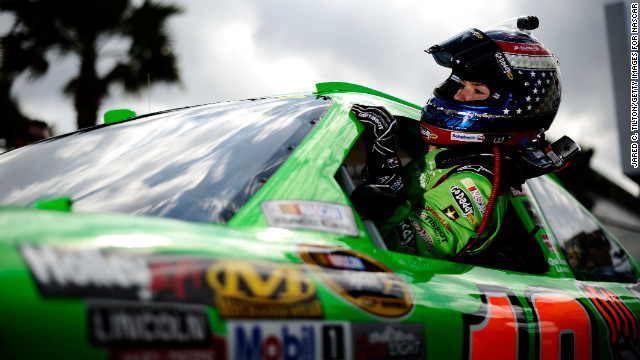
[421,16,562,147]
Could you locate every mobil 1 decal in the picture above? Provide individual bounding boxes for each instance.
[19,244,322,319]
[298,245,414,318]
[228,321,424,360]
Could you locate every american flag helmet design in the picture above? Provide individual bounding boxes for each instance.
[421,16,562,147]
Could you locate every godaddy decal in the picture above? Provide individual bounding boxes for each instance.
[449,185,476,225]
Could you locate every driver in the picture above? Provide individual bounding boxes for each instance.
[351,16,566,260]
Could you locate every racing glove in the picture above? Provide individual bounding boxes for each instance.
[350,104,403,193]
[350,104,405,221]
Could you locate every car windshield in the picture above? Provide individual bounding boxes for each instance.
[0,95,331,223]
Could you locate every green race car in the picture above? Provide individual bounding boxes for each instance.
[0,82,638,359]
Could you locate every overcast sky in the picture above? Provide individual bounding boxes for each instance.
[5,0,640,196]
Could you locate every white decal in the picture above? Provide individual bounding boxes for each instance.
[261,200,359,236]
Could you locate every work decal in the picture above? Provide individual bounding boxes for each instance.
[464,282,640,360]
[298,246,414,319]
[19,244,323,319]
[260,200,359,237]
[228,320,424,360]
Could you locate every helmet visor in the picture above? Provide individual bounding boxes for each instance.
[427,28,513,87]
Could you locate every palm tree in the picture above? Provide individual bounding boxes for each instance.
[1,0,182,130]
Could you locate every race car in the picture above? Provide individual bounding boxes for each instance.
[0,82,638,359]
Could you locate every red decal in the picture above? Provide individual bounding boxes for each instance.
[464,284,527,360]
[151,259,204,300]
[510,187,528,197]
[530,291,592,360]
[423,207,452,232]
[579,284,639,350]
[107,336,226,360]
[495,40,551,56]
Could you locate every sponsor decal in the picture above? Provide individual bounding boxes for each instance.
[441,205,460,221]
[206,259,323,319]
[451,132,484,143]
[261,200,359,237]
[107,344,226,360]
[20,245,323,319]
[352,322,425,360]
[461,177,487,216]
[422,207,452,232]
[541,233,558,253]
[151,258,214,304]
[420,126,438,140]
[387,157,400,169]
[356,112,386,130]
[495,40,550,56]
[20,244,152,300]
[229,321,424,360]
[491,135,512,144]
[494,52,514,80]
[411,220,433,253]
[298,246,414,318]
[469,29,483,39]
[396,219,417,254]
[523,200,543,227]
[449,185,476,225]
[320,253,366,271]
[229,321,350,360]
[510,187,528,197]
[230,321,318,360]
[423,216,448,245]
[390,178,403,193]
[546,257,570,273]
[87,301,212,348]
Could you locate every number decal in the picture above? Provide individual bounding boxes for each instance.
[525,286,596,360]
[464,282,640,359]
[578,283,640,358]
[463,284,529,360]
[322,325,345,359]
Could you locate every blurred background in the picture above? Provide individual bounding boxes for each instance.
[1,0,639,254]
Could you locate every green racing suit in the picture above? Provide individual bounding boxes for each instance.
[377,148,509,260]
